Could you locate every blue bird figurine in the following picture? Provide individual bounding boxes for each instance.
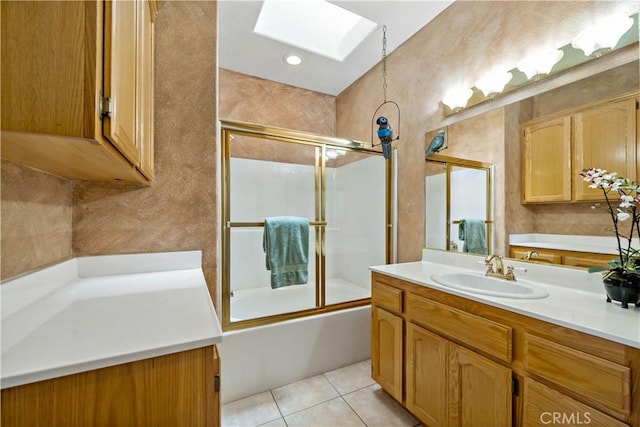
[376,116,394,160]
[425,130,446,158]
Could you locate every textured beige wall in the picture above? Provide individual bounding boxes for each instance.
[219,69,335,135]
[1,160,73,280]
[73,2,219,301]
[337,0,639,261]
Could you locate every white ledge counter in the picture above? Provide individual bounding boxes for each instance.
[371,249,640,349]
[1,251,222,389]
[509,233,619,254]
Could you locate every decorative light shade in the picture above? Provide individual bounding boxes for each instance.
[572,14,634,57]
[443,88,473,112]
[517,49,564,81]
[475,71,513,98]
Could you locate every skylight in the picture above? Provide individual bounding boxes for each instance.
[254,0,378,62]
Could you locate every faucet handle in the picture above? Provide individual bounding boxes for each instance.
[505,265,517,281]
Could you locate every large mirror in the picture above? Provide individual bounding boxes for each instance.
[423,61,639,262]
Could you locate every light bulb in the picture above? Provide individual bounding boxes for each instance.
[518,49,564,81]
[443,88,473,112]
[572,14,634,57]
[475,71,513,98]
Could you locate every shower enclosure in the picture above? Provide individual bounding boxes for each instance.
[221,121,392,330]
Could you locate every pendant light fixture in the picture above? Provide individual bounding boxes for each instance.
[371,25,400,160]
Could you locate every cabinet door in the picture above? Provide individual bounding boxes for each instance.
[406,323,447,427]
[371,306,403,402]
[448,344,512,427]
[522,378,628,427]
[522,117,572,203]
[136,0,154,179]
[103,0,140,166]
[573,98,636,201]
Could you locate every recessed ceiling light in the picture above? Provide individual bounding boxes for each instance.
[254,0,378,62]
[284,54,302,66]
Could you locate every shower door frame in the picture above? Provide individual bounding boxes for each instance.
[425,154,494,254]
[220,120,394,331]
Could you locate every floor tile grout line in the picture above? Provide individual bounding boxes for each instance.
[340,395,370,427]
[322,372,343,396]
[268,389,286,422]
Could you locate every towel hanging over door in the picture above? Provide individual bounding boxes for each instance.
[263,216,309,288]
[458,219,487,255]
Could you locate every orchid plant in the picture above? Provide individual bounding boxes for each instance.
[580,168,640,284]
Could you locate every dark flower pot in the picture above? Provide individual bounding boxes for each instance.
[603,274,640,309]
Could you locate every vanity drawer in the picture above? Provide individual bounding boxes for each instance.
[522,378,629,427]
[405,293,512,363]
[372,281,403,314]
[523,333,631,414]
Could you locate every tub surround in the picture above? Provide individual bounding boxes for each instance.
[370,249,639,348]
[509,233,620,255]
[1,251,222,389]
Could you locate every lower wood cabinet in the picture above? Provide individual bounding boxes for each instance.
[372,305,403,402]
[405,322,511,427]
[406,322,448,426]
[371,271,639,427]
[448,344,512,426]
[1,345,221,427]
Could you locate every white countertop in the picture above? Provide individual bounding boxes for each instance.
[1,251,223,389]
[371,249,640,348]
[509,233,619,255]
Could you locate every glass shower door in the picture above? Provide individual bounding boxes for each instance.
[323,150,385,305]
[227,135,320,322]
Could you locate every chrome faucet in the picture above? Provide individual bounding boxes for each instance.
[484,255,516,281]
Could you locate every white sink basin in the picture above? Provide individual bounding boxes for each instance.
[430,273,549,299]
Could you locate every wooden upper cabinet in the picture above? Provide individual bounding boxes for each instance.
[573,98,637,201]
[522,94,638,204]
[103,0,139,166]
[137,0,155,179]
[522,117,572,203]
[0,0,156,184]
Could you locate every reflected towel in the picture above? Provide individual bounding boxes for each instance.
[263,216,309,288]
[458,219,487,255]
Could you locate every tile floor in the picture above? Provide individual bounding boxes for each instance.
[222,360,421,427]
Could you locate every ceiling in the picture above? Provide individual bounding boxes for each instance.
[218,1,455,96]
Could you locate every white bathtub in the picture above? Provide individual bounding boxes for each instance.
[218,305,371,403]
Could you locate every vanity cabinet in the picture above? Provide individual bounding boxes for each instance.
[371,271,640,426]
[372,274,512,426]
[0,0,156,183]
[510,245,613,268]
[1,345,221,427]
[521,93,638,204]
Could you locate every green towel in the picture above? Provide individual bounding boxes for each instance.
[263,216,309,288]
[458,219,487,255]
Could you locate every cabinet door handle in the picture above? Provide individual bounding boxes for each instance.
[214,373,221,392]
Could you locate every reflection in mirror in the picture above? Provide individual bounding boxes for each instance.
[425,154,493,255]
